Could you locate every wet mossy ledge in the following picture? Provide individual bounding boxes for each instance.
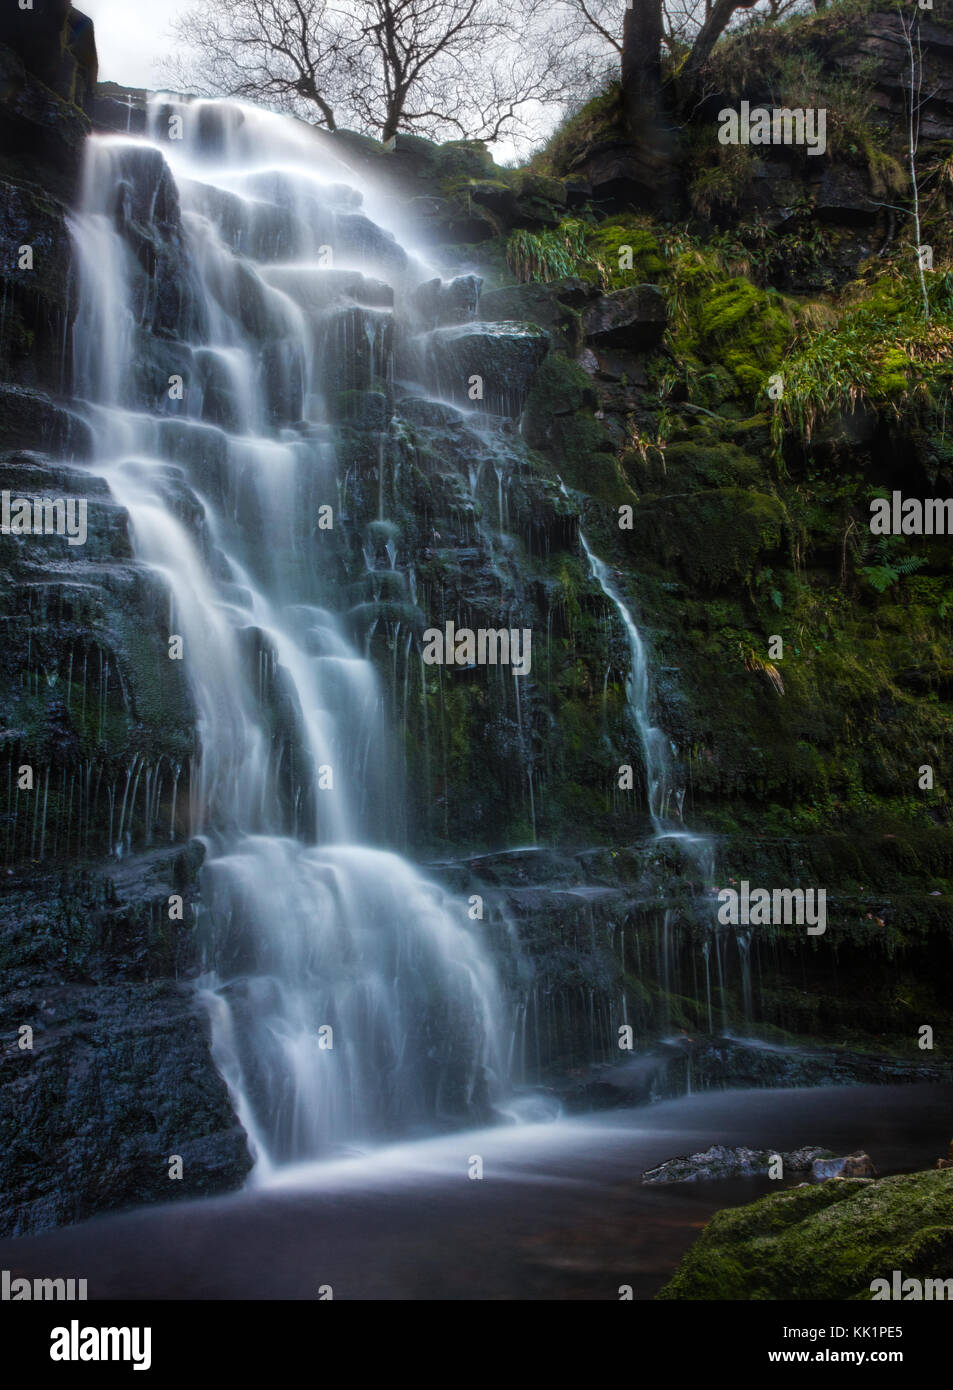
[657,1168,953,1300]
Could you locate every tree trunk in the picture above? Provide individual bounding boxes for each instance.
[620,0,678,201]
[679,0,759,90]
[297,75,338,130]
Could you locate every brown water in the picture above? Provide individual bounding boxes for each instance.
[2,1084,950,1300]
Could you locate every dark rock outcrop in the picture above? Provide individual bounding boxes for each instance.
[413,274,482,328]
[0,850,252,1239]
[581,285,667,349]
[420,321,550,417]
[0,3,97,191]
[0,7,253,1239]
[0,2,97,109]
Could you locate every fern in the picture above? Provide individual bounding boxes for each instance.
[506,220,593,284]
[860,538,926,591]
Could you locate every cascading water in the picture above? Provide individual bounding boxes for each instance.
[68,97,509,1171]
[575,527,680,835]
[566,490,711,863]
[566,502,737,1042]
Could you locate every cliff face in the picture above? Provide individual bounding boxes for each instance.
[2,2,953,1239]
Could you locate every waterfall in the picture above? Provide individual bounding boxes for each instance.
[574,517,712,875]
[67,96,509,1170]
[570,505,728,1037]
[576,527,676,834]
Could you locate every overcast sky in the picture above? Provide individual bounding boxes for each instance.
[79,0,531,161]
[82,0,187,90]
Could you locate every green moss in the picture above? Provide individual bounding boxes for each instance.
[522,353,636,503]
[660,244,795,405]
[652,439,763,490]
[585,223,666,289]
[689,143,756,220]
[333,389,389,429]
[505,215,669,297]
[630,487,788,590]
[773,269,953,458]
[658,1169,953,1301]
[695,279,791,396]
[514,172,567,206]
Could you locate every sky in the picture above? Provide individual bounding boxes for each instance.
[79,0,535,162]
[82,0,187,91]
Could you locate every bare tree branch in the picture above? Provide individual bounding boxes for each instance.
[164,0,575,151]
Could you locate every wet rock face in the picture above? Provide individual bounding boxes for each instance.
[0,180,75,393]
[0,9,248,1235]
[412,274,483,328]
[418,322,550,417]
[102,144,203,342]
[477,281,591,354]
[0,442,197,866]
[0,850,252,1239]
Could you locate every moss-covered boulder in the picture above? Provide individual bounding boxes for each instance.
[630,487,789,590]
[658,1169,953,1300]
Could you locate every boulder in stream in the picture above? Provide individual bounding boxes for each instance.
[642,1143,832,1184]
[812,1151,878,1180]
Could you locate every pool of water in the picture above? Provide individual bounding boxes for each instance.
[2,1084,950,1300]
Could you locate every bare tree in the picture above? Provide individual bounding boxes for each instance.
[167,0,351,130]
[858,10,936,319]
[166,0,569,148]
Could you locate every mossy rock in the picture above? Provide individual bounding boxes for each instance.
[661,440,764,491]
[629,487,789,589]
[727,412,773,453]
[658,1169,953,1300]
[585,223,666,289]
[530,81,625,178]
[514,172,568,206]
[434,139,496,182]
[694,278,791,397]
[522,352,634,503]
[478,282,578,347]
[333,389,389,430]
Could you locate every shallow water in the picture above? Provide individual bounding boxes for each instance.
[3,1084,950,1300]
